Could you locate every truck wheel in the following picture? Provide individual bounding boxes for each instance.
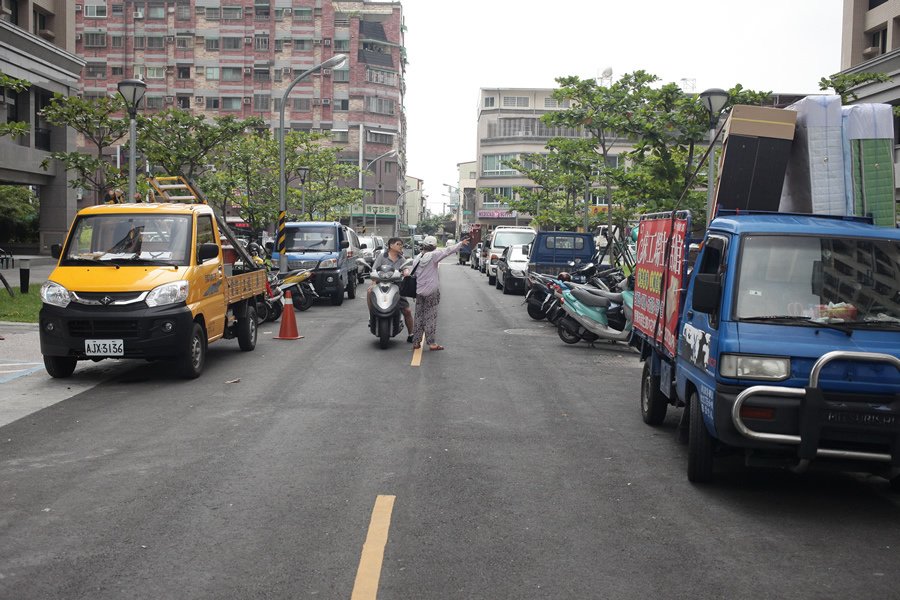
[237,304,258,351]
[687,389,715,483]
[557,317,581,344]
[347,274,357,299]
[377,317,391,349]
[641,361,668,425]
[179,322,206,379]
[526,303,545,321]
[488,274,496,286]
[44,355,77,378]
[330,289,344,306]
[495,275,502,290]
[502,276,513,294]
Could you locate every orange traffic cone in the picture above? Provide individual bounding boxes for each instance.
[275,290,303,340]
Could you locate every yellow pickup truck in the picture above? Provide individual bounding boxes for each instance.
[39,201,266,379]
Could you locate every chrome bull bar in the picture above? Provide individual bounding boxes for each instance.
[731,351,900,463]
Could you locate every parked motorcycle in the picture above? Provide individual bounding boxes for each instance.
[555,275,634,345]
[276,268,317,312]
[524,261,621,321]
[365,259,411,349]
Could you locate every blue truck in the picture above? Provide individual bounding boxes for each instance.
[526,231,596,278]
[634,210,900,484]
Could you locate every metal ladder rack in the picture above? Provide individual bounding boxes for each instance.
[148,176,206,204]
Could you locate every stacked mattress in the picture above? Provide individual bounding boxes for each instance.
[841,103,896,227]
[779,95,846,216]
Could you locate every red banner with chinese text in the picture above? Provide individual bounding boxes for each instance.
[633,215,688,358]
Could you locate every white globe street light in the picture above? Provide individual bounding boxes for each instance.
[117,78,147,203]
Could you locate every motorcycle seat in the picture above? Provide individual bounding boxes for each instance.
[571,287,612,308]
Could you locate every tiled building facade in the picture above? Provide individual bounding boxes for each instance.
[74,0,406,231]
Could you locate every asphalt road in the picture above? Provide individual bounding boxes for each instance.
[2,260,900,599]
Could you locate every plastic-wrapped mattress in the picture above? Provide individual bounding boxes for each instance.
[842,103,896,227]
[779,95,846,215]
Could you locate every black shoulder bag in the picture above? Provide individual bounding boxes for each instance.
[399,260,419,298]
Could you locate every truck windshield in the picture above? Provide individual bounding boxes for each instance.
[285,226,338,251]
[493,231,535,249]
[736,234,900,326]
[62,214,193,266]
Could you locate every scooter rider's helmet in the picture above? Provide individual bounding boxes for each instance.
[247,242,261,257]
[557,271,572,282]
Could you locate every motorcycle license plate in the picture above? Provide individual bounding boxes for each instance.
[85,339,124,356]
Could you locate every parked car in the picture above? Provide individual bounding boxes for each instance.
[470,242,483,270]
[495,244,530,294]
[358,235,385,274]
[486,226,536,286]
[479,234,492,274]
[271,221,362,306]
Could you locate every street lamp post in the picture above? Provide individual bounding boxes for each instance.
[116,79,147,203]
[296,165,309,218]
[278,54,347,272]
[360,149,396,233]
[699,88,729,225]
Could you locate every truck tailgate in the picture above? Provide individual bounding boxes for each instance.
[225,270,266,303]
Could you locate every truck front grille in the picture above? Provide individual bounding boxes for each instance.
[288,259,318,270]
[69,319,141,338]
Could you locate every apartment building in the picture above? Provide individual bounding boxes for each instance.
[1,0,84,250]
[840,0,900,222]
[73,0,406,228]
[454,159,475,235]
[474,87,632,232]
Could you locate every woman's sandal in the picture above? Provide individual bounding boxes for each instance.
[413,343,422,349]
[429,345,445,351]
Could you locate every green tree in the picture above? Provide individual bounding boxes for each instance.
[0,185,39,242]
[285,131,363,221]
[819,72,891,104]
[138,108,264,181]
[0,71,31,138]
[39,94,130,203]
[415,213,447,236]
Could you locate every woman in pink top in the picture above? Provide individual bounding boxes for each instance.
[411,235,470,350]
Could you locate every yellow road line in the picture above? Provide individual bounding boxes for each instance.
[351,495,396,600]
[410,334,424,367]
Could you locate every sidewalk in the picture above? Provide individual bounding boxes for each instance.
[0,255,54,373]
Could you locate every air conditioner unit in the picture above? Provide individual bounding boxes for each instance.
[322,68,332,76]
[134,8,144,18]
[245,36,252,45]
[195,96,204,103]
[165,36,174,43]
[75,4,82,12]
[165,96,174,103]
[324,38,331,47]
[284,8,292,14]
[322,98,331,106]
[312,98,322,106]
[244,67,252,75]
[75,33,82,41]
[243,97,251,105]
[313,38,322,45]
[862,46,881,58]
[168,6,175,13]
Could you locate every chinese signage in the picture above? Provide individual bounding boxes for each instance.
[633,214,688,358]
[350,204,399,217]
[478,210,515,218]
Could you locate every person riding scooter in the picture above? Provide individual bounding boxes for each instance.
[368,237,414,343]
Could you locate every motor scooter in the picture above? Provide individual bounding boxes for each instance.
[363,259,410,349]
[555,275,634,345]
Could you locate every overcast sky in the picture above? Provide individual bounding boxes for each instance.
[399,0,844,213]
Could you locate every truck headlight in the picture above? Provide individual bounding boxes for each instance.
[318,258,338,269]
[720,354,790,381]
[41,281,71,308]
[511,269,525,277]
[145,281,189,307]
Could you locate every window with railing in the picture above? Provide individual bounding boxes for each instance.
[83,32,107,47]
[111,66,124,76]
[84,4,107,18]
[294,38,312,50]
[111,35,123,48]
[367,131,394,145]
[253,94,270,110]
[366,68,397,86]
[205,97,220,109]
[147,6,165,19]
[487,117,588,140]
[254,35,269,51]
[333,69,350,83]
[145,66,165,79]
[205,38,219,51]
[254,6,270,20]
[222,37,242,50]
[333,99,349,111]
[145,96,164,109]
[293,98,311,111]
[146,36,164,49]
[502,96,529,108]
[331,130,349,143]
[365,96,395,115]
[177,66,191,79]
[334,39,350,51]
[176,35,191,49]
[175,3,190,20]
[482,154,520,177]
[253,68,270,82]
[205,7,219,20]
[222,7,242,20]
[85,63,106,78]
[111,4,123,16]
[274,39,285,52]
[134,36,145,49]
[293,8,312,21]
[221,67,242,81]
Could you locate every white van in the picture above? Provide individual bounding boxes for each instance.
[485,226,536,286]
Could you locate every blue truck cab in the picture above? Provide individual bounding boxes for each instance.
[635,210,900,484]
[271,221,362,306]
[526,231,596,278]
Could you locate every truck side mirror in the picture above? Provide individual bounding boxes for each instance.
[51,244,62,259]
[523,244,530,256]
[340,240,350,249]
[692,273,721,314]
[811,260,823,296]
[198,242,219,262]
[360,243,368,249]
